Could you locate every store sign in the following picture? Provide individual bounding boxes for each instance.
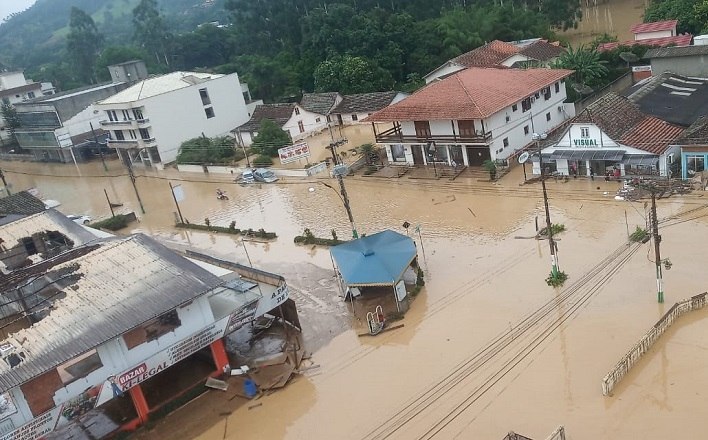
[95,316,231,407]
[226,300,259,334]
[395,280,407,302]
[278,142,311,165]
[255,283,289,316]
[0,407,61,440]
[573,138,598,146]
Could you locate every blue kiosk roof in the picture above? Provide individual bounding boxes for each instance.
[330,230,417,287]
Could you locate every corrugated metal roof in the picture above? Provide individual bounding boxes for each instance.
[0,234,224,393]
[645,45,708,58]
[98,72,223,104]
[0,209,96,248]
[0,192,46,216]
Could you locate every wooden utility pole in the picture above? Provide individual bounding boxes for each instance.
[124,153,145,214]
[90,122,108,172]
[649,191,664,303]
[0,169,10,196]
[104,189,115,217]
[328,140,358,239]
[536,134,559,277]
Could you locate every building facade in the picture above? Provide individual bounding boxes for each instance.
[97,71,250,168]
[234,101,329,147]
[645,46,708,78]
[367,67,574,167]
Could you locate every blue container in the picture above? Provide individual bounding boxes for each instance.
[244,379,258,398]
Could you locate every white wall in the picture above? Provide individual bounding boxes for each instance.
[54,104,104,149]
[501,54,532,66]
[283,105,328,140]
[635,30,674,40]
[142,73,249,164]
[424,63,465,83]
[0,72,28,90]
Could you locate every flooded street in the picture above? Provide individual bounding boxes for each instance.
[561,0,648,45]
[4,158,708,439]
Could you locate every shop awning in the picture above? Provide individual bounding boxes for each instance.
[549,149,625,162]
[622,155,659,166]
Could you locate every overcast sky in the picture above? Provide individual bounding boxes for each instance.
[0,0,36,22]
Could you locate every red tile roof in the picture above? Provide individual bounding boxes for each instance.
[598,34,692,51]
[619,116,685,154]
[630,20,678,35]
[452,40,521,68]
[366,67,574,122]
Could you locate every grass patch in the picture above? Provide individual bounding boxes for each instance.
[629,226,649,243]
[177,222,277,239]
[294,228,346,246]
[89,214,129,231]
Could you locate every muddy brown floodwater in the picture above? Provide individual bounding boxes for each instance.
[4,159,708,439]
[561,0,648,45]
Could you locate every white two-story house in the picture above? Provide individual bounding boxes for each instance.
[96,71,250,168]
[366,67,575,167]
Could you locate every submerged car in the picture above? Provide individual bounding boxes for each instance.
[253,168,278,183]
[67,214,92,225]
[238,169,255,184]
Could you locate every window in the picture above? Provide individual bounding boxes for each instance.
[687,155,705,174]
[555,82,560,93]
[546,112,551,122]
[128,130,137,139]
[543,87,551,101]
[139,128,150,140]
[351,114,358,121]
[57,349,103,385]
[326,115,331,122]
[316,117,321,123]
[524,125,529,135]
[503,138,509,148]
[133,108,144,120]
[205,107,215,119]
[27,91,35,99]
[580,127,590,138]
[294,107,300,116]
[534,92,540,99]
[108,110,117,122]
[122,110,131,121]
[199,88,211,106]
[414,121,431,138]
[114,130,125,140]
[512,104,518,112]
[298,121,305,133]
[123,310,181,350]
[522,97,531,112]
[458,120,476,137]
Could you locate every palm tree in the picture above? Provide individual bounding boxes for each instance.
[552,45,608,86]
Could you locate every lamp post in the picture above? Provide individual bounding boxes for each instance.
[427,141,438,177]
[533,132,559,278]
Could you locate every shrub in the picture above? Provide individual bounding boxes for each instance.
[546,271,568,287]
[204,218,210,227]
[89,214,129,231]
[253,155,274,166]
[229,221,236,231]
[629,226,649,243]
[416,268,425,287]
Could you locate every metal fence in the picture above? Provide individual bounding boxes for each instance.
[601,292,708,396]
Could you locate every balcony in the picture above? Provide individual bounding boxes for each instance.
[107,138,156,149]
[374,125,492,145]
[100,118,151,128]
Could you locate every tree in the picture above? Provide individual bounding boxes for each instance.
[251,119,291,157]
[644,0,703,34]
[552,45,608,86]
[314,55,394,94]
[132,0,171,65]
[66,7,103,84]
[176,135,242,165]
[1,103,21,145]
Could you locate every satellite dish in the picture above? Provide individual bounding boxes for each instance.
[518,152,530,164]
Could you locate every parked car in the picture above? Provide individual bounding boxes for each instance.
[67,214,92,225]
[238,169,255,184]
[253,168,278,183]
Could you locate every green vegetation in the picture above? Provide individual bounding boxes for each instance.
[546,270,568,287]
[251,120,291,157]
[176,222,277,239]
[0,103,21,146]
[629,226,649,243]
[294,228,346,246]
[539,223,566,237]
[552,45,608,88]
[645,0,708,34]
[176,136,243,165]
[66,7,103,84]
[482,159,497,180]
[89,214,130,231]
[253,155,274,167]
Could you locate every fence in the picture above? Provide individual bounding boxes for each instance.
[601,291,708,396]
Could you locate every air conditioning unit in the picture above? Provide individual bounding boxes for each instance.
[505,114,511,122]
[530,97,536,103]
[557,105,564,112]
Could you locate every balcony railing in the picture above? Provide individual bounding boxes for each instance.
[374,125,492,145]
[107,139,139,148]
[100,118,150,127]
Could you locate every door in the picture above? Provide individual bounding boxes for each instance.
[411,145,424,165]
[466,147,490,166]
[414,121,431,139]
[458,120,476,139]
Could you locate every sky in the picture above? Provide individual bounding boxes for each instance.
[0,0,36,22]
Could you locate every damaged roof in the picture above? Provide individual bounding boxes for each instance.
[0,210,96,246]
[300,92,340,115]
[627,72,708,126]
[0,234,224,393]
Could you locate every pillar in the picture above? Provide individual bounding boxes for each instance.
[620,163,626,177]
[586,160,592,176]
[210,339,230,373]
[445,145,452,166]
[462,146,469,166]
[129,385,150,424]
[421,145,427,166]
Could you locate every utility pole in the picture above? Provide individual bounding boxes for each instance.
[123,152,146,214]
[104,189,115,217]
[168,182,184,224]
[328,140,358,239]
[649,190,664,303]
[534,132,559,278]
[90,122,108,172]
[0,169,10,196]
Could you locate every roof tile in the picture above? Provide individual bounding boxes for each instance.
[519,40,565,61]
[452,40,521,67]
[234,103,295,132]
[630,20,678,34]
[333,91,399,114]
[300,92,340,115]
[598,34,692,51]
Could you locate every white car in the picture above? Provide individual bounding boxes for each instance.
[67,214,92,225]
[253,168,279,183]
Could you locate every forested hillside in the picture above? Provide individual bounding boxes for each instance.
[1,0,587,101]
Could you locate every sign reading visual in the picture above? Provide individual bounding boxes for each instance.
[573,138,598,147]
[278,142,310,165]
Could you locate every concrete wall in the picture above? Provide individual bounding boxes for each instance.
[650,55,708,78]
[635,29,673,40]
[143,73,249,164]
[0,72,27,90]
[108,61,148,84]
[51,83,129,123]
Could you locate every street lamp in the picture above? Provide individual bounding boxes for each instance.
[533,132,559,279]
[427,141,438,177]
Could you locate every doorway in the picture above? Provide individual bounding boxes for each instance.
[411,145,424,165]
[465,147,490,166]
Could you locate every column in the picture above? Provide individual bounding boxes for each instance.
[586,160,592,176]
[421,145,427,166]
[462,146,469,166]
[620,163,626,177]
[445,145,452,166]
[210,339,230,373]
[129,385,150,424]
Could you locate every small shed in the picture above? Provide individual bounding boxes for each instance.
[330,230,418,313]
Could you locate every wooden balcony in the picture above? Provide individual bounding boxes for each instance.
[373,125,492,145]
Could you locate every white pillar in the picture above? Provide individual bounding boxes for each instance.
[445,145,452,166]
[586,160,592,176]
[422,145,428,166]
[462,146,469,166]
[620,163,626,176]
